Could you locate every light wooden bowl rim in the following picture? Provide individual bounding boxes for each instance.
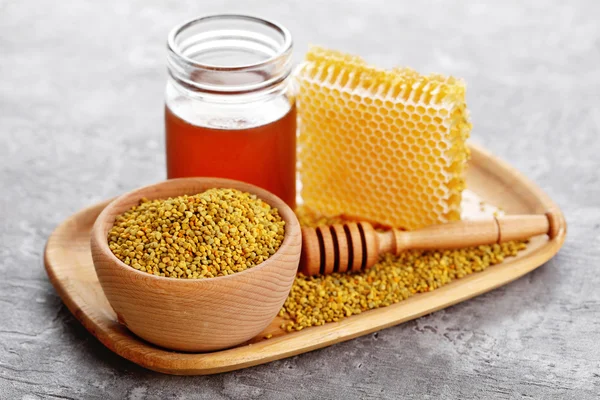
[91,177,300,285]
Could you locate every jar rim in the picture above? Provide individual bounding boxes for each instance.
[167,14,293,72]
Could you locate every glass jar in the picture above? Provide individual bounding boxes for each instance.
[165,15,296,208]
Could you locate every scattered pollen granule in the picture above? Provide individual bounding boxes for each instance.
[278,207,526,331]
[107,188,285,279]
[296,46,472,230]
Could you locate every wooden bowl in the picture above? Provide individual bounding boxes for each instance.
[90,178,301,352]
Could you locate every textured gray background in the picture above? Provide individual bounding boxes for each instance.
[1,0,599,399]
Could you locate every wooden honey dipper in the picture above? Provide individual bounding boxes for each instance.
[299,212,560,276]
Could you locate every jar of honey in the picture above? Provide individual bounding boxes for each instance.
[165,15,296,208]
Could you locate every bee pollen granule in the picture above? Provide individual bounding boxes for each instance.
[107,188,285,279]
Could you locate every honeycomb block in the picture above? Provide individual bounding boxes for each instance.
[296,46,472,230]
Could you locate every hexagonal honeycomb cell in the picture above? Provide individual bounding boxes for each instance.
[296,46,472,230]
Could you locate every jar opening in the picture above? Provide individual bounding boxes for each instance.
[167,15,293,94]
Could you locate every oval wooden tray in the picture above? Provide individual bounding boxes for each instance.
[44,144,566,375]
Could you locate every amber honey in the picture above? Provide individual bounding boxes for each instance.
[165,104,297,208]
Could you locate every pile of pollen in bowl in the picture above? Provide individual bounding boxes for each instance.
[278,207,527,331]
[107,188,285,279]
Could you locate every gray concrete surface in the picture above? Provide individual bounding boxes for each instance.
[1,0,599,398]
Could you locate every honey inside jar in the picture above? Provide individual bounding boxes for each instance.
[165,15,296,208]
[165,103,296,208]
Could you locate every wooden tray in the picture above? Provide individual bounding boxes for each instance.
[43,144,566,375]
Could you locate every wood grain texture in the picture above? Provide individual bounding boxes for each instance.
[88,178,301,352]
[44,144,566,375]
[299,213,554,276]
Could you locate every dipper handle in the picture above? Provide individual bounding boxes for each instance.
[298,213,556,276]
